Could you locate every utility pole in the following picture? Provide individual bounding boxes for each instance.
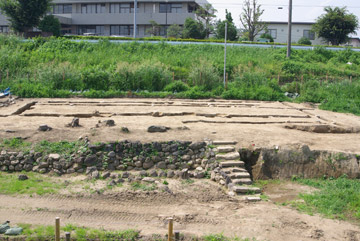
[287,0,292,58]
[134,0,137,39]
[165,0,169,37]
[223,22,228,88]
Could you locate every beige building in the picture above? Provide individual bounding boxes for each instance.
[0,0,209,36]
[258,21,325,45]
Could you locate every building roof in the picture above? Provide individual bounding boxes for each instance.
[261,21,316,25]
[54,0,209,5]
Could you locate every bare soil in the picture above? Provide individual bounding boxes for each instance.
[0,98,360,154]
[0,177,359,241]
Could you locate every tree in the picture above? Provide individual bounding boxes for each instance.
[38,15,61,36]
[313,7,359,46]
[216,10,238,41]
[0,0,53,34]
[182,17,205,39]
[239,0,266,41]
[146,20,160,36]
[167,24,182,38]
[195,3,217,39]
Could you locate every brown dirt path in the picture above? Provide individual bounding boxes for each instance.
[0,180,359,241]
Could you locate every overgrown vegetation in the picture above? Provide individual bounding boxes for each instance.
[291,176,360,221]
[1,35,360,115]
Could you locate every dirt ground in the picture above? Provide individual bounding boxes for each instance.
[0,177,359,241]
[0,97,360,154]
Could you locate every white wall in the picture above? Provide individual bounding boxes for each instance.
[258,23,326,45]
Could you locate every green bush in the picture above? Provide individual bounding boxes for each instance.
[164,81,190,92]
[188,59,221,90]
[298,37,312,45]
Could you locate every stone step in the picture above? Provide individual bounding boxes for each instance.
[219,161,245,168]
[213,141,237,145]
[216,146,235,153]
[216,152,240,160]
[222,167,247,174]
[231,178,253,185]
[245,196,262,202]
[229,173,251,179]
[232,186,261,194]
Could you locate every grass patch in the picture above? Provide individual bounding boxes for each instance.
[130,181,157,191]
[16,223,140,241]
[292,176,360,221]
[0,172,65,195]
[181,179,195,185]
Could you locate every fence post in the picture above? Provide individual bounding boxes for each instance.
[168,218,173,241]
[65,232,71,241]
[6,70,9,80]
[55,217,60,241]
[225,73,228,90]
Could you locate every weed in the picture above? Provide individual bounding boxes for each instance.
[131,181,157,191]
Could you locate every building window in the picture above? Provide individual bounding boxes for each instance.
[78,25,104,36]
[303,30,315,40]
[111,25,134,36]
[188,4,197,13]
[159,3,182,13]
[110,3,138,13]
[267,29,277,39]
[0,26,9,33]
[53,4,72,14]
[81,4,105,14]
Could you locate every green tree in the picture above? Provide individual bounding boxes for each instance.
[195,3,217,39]
[313,7,359,46]
[216,10,238,41]
[146,20,160,36]
[298,37,312,45]
[38,15,61,36]
[182,17,205,39]
[0,0,53,34]
[167,24,183,38]
[239,0,266,41]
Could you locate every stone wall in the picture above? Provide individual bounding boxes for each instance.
[0,141,218,177]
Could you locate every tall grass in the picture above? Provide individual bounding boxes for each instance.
[1,35,360,115]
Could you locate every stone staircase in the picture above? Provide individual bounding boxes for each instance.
[211,141,261,202]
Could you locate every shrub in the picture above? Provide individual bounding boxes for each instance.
[164,81,190,92]
[298,37,312,45]
[188,59,221,90]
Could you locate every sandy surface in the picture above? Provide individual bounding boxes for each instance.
[0,178,359,241]
[0,97,359,154]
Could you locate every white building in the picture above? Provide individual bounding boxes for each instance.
[0,0,209,37]
[258,21,325,45]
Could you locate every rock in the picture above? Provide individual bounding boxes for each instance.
[84,155,98,167]
[48,154,60,161]
[149,170,158,177]
[158,171,167,177]
[135,161,143,167]
[86,166,97,175]
[104,120,115,127]
[181,155,191,161]
[121,172,130,178]
[102,171,111,179]
[189,142,206,150]
[66,117,80,127]
[194,171,205,179]
[116,178,125,184]
[108,180,117,186]
[38,125,52,131]
[156,161,167,169]
[110,173,119,179]
[121,127,130,133]
[139,170,148,177]
[143,161,154,169]
[167,170,175,178]
[167,164,176,170]
[108,151,116,158]
[177,126,190,130]
[147,126,170,133]
[18,174,28,181]
[179,169,189,179]
[38,162,49,168]
[142,177,155,183]
[91,170,100,179]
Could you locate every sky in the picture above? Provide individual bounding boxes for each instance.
[207,0,360,37]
